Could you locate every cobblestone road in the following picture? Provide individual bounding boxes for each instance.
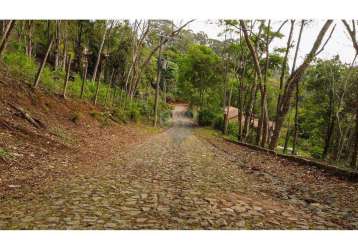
[1,105,358,229]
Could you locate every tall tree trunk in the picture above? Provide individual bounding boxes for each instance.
[62,22,67,71]
[322,90,335,159]
[237,74,244,141]
[269,20,333,150]
[225,84,233,133]
[33,38,54,88]
[240,20,268,145]
[277,20,295,116]
[243,75,257,140]
[25,20,34,58]
[93,63,103,105]
[80,61,88,99]
[62,56,72,99]
[283,119,291,154]
[292,20,306,154]
[105,68,115,105]
[223,34,229,134]
[92,22,108,82]
[0,20,16,57]
[259,20,271,147]
[153,40,163,127]
[75,21,83,72]
[47,20,51,46]
[54,20,61,70]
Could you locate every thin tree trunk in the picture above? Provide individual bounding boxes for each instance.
[237,74,244,140]
[94,64,103,105]
[0,20,16,57]
[283,117,291,154]
[223,33,229,134]
[75,21,83,72]
[269,20,333,150]
[243,76,257,140]
[62,56,72,99]
[225,84,233,133]
[259,20,271,147]
[80,61,88,99]
[62,22,67,71]
[33,38,54,88]
[54,20,61,71]
[25,20,34,58]
[92,22,108,82]
[322,91,335,159]
[105,68,115,105]
[153,40,163,127]
[277,20,295,116]
[292,20,306,155]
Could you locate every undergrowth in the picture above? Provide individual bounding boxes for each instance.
[3,50,172,126]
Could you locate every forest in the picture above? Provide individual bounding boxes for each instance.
[1,19,356,168]
[1,19,358,230]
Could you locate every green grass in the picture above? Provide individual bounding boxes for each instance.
[0,147,10,159]
[3,50,115,106]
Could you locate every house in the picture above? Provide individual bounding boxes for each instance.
[224,106,275,129]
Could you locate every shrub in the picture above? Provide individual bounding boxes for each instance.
[127,103,141,122]
[227,122,239,136]
[310,145,323,159]
[198,109,217,126]
[213,115,224,130]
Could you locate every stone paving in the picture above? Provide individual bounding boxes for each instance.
[1,105,358,229]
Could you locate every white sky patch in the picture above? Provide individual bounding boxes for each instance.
[186,20,356,67]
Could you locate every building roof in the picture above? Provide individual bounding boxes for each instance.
[224,106,275,128]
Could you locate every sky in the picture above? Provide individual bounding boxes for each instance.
[186,20,357,67]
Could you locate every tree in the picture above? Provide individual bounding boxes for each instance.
[62,55,72,98]
[0,20,16,57]
[291,20,306,154]
[342,20,358,168]
[269,20,334,150]
[33,37,54,89]
[178,44,222,107]
[92,21,110,82]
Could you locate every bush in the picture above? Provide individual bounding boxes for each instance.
[198,109,217,126]
[213,115,224,130]
[310,145,323,159]
[227,122,239,136]
[127,103,141,122]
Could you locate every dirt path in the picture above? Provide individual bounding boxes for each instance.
[1,104,358,229]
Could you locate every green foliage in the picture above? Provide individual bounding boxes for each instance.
[198,109,218,126]
[177,44,223,107]
[3,50,37,81]
[0,147,10,159]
